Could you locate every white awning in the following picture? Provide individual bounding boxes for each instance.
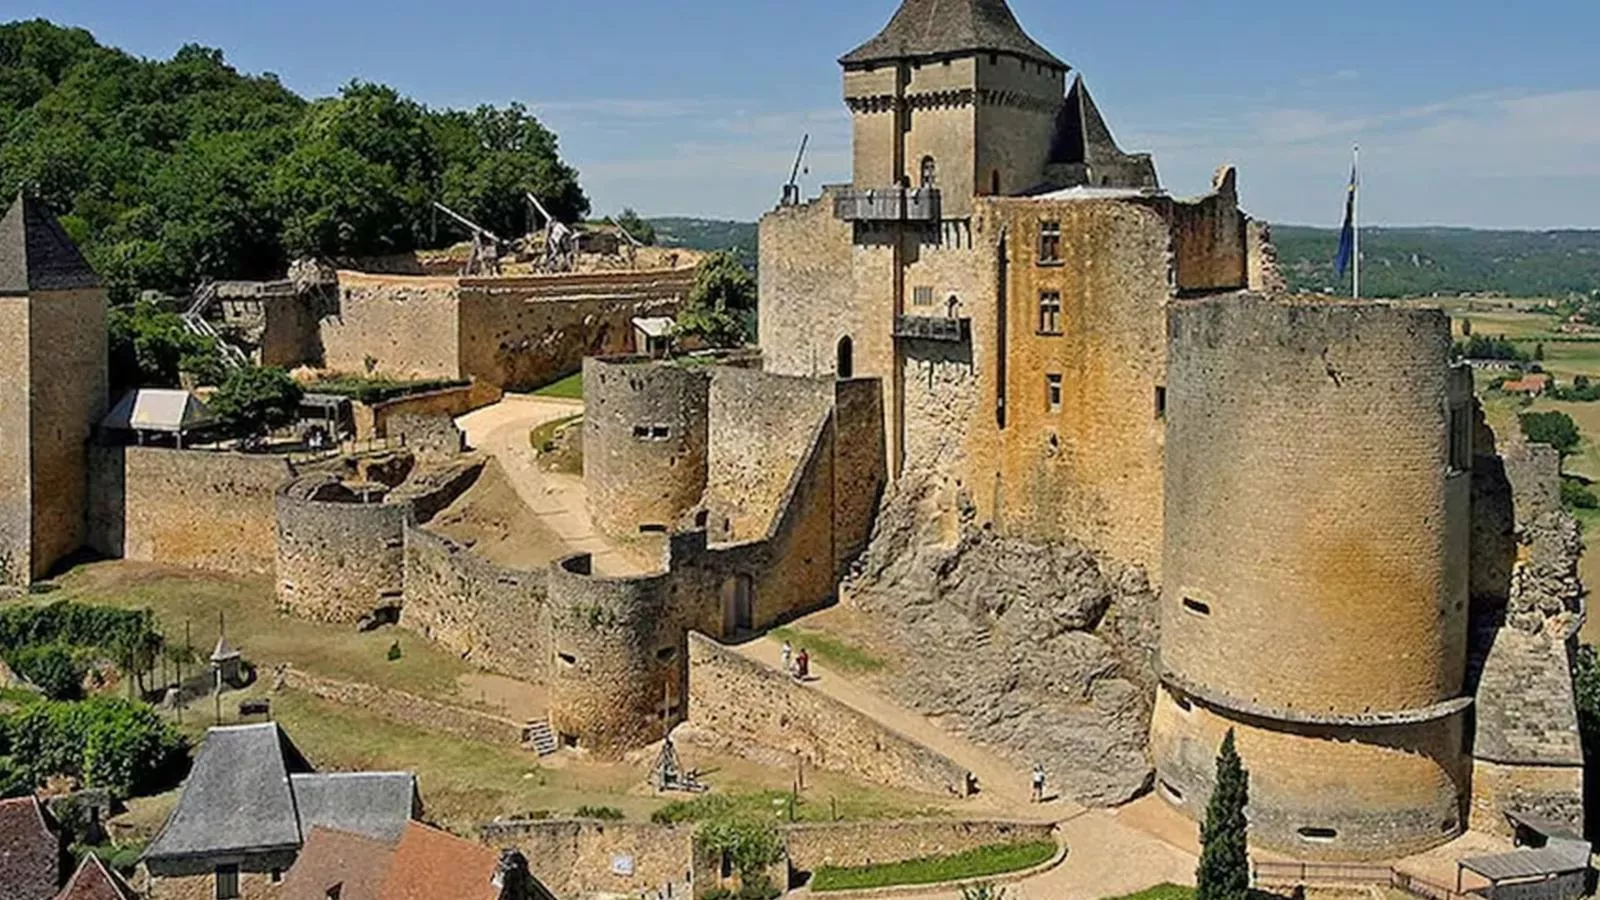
[101,389,217,434]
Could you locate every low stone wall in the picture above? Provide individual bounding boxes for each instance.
[685,633,972,798]
[783,819,1056,874]
[352,379,502,443]
[480,818,694,900]
[1468,759,1585,837]
[400,522,549,679]
[275,478,413,624]
[88,446,292,575]
[280,667,529,746]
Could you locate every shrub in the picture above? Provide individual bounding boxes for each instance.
[1520,410,1582,456]
[386,641,403,662]
[210,365,304,439]
[1563,479,1599,510]
[575,805,624,821]
[6,697,188,797]
[7,644,86,701]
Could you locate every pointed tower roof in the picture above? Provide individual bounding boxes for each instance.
[0,193,100,296]
[1051,76,1121,165]
[841,0,1066,69]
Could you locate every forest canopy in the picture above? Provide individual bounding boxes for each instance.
[0,19,589,300]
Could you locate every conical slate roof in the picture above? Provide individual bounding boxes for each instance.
[1050,76,1121,165]
[841,0,1067,69]
[0,193,100,296]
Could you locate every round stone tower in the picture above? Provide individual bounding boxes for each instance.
[1151,294,1474,860]
[582,357,710,539]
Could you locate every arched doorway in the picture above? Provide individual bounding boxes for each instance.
[919,156,937,188]
[836,336,854,379]
[721,575,754,639]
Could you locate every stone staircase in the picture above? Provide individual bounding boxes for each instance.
[524,720,559,756]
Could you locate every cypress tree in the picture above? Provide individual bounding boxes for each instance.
[1196,729,1251,900]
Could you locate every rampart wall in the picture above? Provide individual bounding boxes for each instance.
[704,368,834,541]
[351,379,501,443]
[480,819,694,900]
[275,477,414,624]
[782,819,1055,873]
[685,633,972,798]
[1170,168,1248,294]
[323,273,462,381]
[89,446,292,575]
[400,521,549,679]
[830,378,888,573]
[583,358,710,538]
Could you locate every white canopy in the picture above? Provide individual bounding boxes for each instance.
[101,388,217,434]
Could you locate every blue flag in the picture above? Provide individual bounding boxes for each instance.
[1335,165,1356,277]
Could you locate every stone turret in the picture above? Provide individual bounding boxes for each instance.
[0,194,107,586]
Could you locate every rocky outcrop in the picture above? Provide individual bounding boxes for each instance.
[845,476,1157,807]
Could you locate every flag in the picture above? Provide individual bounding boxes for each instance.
[1335,165,1357,277]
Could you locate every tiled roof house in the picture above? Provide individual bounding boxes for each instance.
[0,796,65,900]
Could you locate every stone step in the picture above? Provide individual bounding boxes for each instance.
[524,720,559,756]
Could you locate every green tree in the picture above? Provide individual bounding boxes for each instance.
[6,696,186,796]
[676,251,755,348]
[1520,410,1582,456]
[1574,645,1600,839]
[107,298,225,391]
[209,365,303,439]
[614,208,656,245]
[1196,729,1250,900]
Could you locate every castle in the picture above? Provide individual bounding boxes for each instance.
[0,0,1586,869]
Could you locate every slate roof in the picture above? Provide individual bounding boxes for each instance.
[0,796,62,900]
[290,772,418,845]
[101,389,218,435]
[376,822,501,900]
[143,723,308,861]
[1460,837,1593,880]
[281,828,397,900]
[841,0,1066,69]
[55,853,137,900]
[0,193,101,296]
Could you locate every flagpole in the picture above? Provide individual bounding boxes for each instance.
[1352,143,1361,301]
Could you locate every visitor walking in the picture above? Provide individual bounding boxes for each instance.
[794,648,810,681]
[781,640,793,672]
[1031,763,1046,803]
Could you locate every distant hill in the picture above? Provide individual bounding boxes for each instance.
[1272,226,1600,298]
[649,218,757,268]
[648,217,1600,300]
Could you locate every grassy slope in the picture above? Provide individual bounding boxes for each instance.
[533,371,584,399]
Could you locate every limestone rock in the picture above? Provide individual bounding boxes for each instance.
[845,474,1157,806]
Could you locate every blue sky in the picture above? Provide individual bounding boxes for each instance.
[13,0,1600,228]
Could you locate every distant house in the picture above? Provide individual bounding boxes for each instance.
[0,796,65,900]
[1502,373,1552,396]
[283,821,551,900]
[140,722,418,900]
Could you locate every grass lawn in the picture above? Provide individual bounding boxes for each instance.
[770,626,887,675]
[534,371,584,399]
[48,562,477,703]
[649,785,945,826]
[1104,886,1194,900]
[809,840,1057,892]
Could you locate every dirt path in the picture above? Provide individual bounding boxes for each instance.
[456,395,653,576]
[731,636,1199,898]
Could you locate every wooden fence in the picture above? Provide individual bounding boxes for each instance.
[1252,860,1476,900]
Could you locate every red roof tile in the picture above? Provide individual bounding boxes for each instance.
[282,827,397,900]
[0,796,62,900]
[376,822,500,900]
[54,854,136,900]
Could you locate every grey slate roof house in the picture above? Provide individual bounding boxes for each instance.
[141,722,418,900]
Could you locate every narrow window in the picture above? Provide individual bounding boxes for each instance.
[1297,827,1338,843]
[216,864,240,900]
[991,170,1002,196]
[920,156,937,188]
[650,425,670,440]
[639,523,668,534]
[631,425,649,439]
[1155,386,1167,420]
[656,646,678,662]
[1037,291,1062,335]
[837,336,854,379]
[1046,374,1063,413]
[913,286,934,307]
[557,652,577,667]
[271,869,283,884]
[1182,597,1211,617]
[1038,221,1061,264]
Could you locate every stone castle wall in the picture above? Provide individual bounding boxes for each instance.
[351,379,501,443]
[274,476,414,624]
[1170,169,1248,294]
[89,446,292,575]
[685,633,972,798]
[831,378,888,573]
[546,553,683,755]
[1161,296,1468,715]
[1149,685,1469,861]
[583,358,711,538]
[400,520,550,679]
[28,288,108,583]
[783,819,1055,873]
[0,296,31,585]
[323,273,463,381]
[281,667,527,745]
[481,819,694,900]
[704,368,835,541]
[757,190,862,380]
